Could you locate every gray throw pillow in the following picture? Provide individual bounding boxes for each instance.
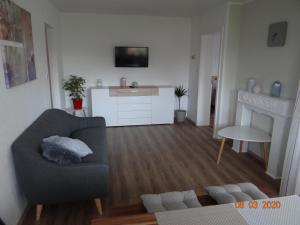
[41,142,82,165]
[141,190,202,213]
[43,135,93,157]
[205,183,269,204]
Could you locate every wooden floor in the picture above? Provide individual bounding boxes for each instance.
[20,122,279,225]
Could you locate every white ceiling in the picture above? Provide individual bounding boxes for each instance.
[49,0,245,17]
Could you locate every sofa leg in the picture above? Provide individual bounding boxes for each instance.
[36,204,43,221]
[94,198,103,215]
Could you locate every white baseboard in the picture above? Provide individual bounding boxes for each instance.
[265,171,281,180]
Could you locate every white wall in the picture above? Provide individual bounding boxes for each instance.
[0,0,62,224]
[217,3,242,129]
[237,0,300,98]
[211,33,222,76]
[295,166,300,194]
[60,13,191,111]
[236,0,300,157]
[187,3,227,123]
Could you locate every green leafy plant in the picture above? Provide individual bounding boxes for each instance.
[63,75,86,99]
[175,85,188,110]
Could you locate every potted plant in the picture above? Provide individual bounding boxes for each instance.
[175,85,188,122]
[63,75,86,110]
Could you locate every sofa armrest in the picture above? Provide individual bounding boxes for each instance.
[71,116,106,131]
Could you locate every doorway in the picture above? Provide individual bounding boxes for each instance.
[210,75,218,128]
[196,32,222,134]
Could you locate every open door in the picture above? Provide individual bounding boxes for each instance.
[196,32,222,135]
[210,75,218,128]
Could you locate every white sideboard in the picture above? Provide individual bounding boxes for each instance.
[91,86,175,126]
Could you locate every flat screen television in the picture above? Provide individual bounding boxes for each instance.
[115,47,149,67]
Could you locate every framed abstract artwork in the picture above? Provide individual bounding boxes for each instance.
[267,21,288,47]
[0,0,36,88]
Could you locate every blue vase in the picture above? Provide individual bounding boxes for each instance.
[271,80,282,97]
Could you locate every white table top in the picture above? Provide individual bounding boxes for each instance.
[237,195,300,225]
[156,204,248,225]
[156,195,300,225]
[218,126,271,142]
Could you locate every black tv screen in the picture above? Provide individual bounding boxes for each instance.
[115,47,149,67]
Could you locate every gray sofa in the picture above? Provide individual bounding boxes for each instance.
[12,109,108,220]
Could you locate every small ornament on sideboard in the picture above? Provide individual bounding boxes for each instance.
[130,81,139,88]
[96,79,103,88]
[247,78,256,93]
[271,80,282,97]
[253,83,262,94]
[120,77,127,88]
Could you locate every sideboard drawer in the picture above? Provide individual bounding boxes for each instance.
[118,103,152,111]
[117,96,151,104]
[118,118,152,126]
[109,87,159,97]
[118,110,151,119]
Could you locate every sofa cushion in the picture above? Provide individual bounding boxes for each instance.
[141,190,202,213]
[41,142,82,165]
[71,127,108,164]
[43,135,93,158]
[205,183,269,204]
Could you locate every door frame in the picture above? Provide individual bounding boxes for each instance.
[213,28,225,138]
[196,30,224,138]
[45,23,63,109]
[45,23,54,108]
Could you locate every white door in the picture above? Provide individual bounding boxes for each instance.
[196,32,221,127]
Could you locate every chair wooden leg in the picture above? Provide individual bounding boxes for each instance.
[263,143,269,170]
[36,204,43,221]
[94,198,103,215]
[217,138,226,164]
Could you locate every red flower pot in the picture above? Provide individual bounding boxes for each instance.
[72,99,83,110]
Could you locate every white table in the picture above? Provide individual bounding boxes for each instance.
[155,195,300,225]
[217,126,271,167]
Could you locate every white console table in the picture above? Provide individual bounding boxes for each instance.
[91,86,175,126]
